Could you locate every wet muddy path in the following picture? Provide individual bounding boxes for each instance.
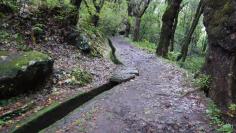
[42,37,214,133]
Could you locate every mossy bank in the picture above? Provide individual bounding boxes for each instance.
[0,51,53,99]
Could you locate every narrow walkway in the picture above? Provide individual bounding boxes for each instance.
[43,37,214,133]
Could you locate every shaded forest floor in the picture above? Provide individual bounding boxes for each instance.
[0,9,115,131]
[43,37,215,133]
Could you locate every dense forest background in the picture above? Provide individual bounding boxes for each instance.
[1,0,236,132]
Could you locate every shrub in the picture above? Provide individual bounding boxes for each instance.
[167,51,180,61]
[178,56,204,73]
[194,74,211,90]
[229,104,236,112]
[70,68,92,86]
[217,124,234,133]
[207,102,234,133]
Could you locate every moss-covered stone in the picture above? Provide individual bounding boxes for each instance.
[0,51,53,98]
[0,51,50,76]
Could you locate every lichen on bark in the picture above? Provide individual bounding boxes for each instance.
[203,0,236,108]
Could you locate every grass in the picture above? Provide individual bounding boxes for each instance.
[178,56,205,73]
[126,38,156,53]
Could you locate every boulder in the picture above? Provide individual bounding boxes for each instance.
[76,35,91,53]
[110,65,139,83]
[0,51,53,98]
[67,31,91,53]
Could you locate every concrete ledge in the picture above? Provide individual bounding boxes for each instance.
[11,82,118,133]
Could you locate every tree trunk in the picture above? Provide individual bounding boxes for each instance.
[92,14,99,27]
[91,0,105,27]
[177,0,204,62]
[70,0,82,26]
[128,0,150,41]
[156,0,182,57]
[203,0,236,108]
[133,16,141,41]
[202,37,207,53]
[92,5,102,27]
[125,19,131,37]
[170,8,180,52]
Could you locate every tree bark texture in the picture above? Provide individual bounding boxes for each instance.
[203,0,236,108]
[70,0,82,26]
[133,16,141,41]
[132,0,151,41]
[156,0,182,57]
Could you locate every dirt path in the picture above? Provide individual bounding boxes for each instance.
[43,37,214,133]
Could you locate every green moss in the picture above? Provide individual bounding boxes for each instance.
[32,27,43,34]
[0,30,10,40]
[12,102,60,132]
[0,51,50,76]
[212,1,234,26]
[70,68,92,86]
[0,51,9,56]
[0,12,5,18]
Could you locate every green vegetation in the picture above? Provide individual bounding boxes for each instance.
[108,39,122,65]
[126,38,156,53]
[0,51,8,56]
[0,0,235,131]
[30,0,72,8]
[0,30,29,51]
[0,51,50,76]
[0,102,33,124]
[167,51,181,61]
[178,56,205,73]
[207,102,234,133]
[11,102,60,132]
[127,38,205,74]
[0,119,5,126]
[0,30,10,41]
[32,24,44,35]
[229,104,236,112]
[217,124,234,133]
[194,74,211,90]
[70,68,92,86]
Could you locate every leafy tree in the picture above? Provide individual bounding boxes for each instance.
[156,0,182,57]
[127,0,151,41]
[84,0,105,27]
[177,0,204,62]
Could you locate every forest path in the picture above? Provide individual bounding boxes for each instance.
[42,37,214,133]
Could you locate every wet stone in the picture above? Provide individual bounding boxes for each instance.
[110,65,139,83]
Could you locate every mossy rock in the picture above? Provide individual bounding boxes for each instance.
[0,51,54,99]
